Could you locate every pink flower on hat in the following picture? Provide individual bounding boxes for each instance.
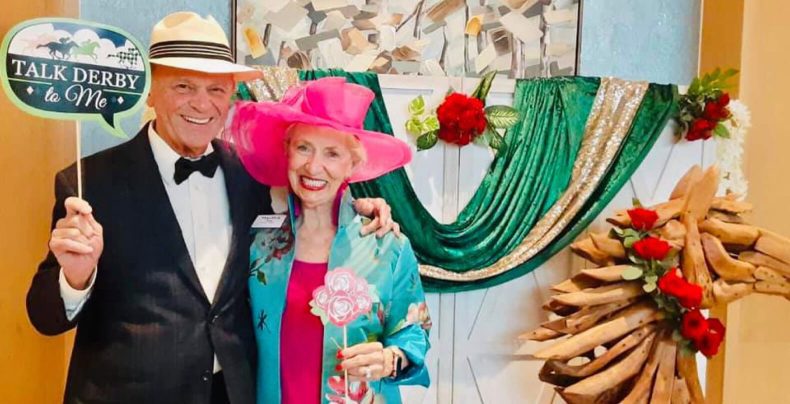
[312,268,373,327]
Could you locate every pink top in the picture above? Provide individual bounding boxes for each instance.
[281,260,328,404]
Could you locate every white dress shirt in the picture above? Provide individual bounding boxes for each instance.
[60,124,232,372]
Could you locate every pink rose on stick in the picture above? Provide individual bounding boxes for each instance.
[311,268,375,327]
[311,268,378,404]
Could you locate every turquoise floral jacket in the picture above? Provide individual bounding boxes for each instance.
[249,192,431,403]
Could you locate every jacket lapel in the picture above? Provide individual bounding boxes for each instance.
[211,140,249,310]
[121,124,210,305]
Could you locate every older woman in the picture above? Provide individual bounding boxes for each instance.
[229,77,431,404]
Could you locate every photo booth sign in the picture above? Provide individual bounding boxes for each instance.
[1,18,149,139]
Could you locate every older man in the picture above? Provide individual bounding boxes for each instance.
[27,12,395,404]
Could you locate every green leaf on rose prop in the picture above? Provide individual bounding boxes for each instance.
[489,129,506,151]
[631,197,643,208]
[422,115,440,132]
[406,117,423,136]
[645,274,659,284]
[417,130,439,150]
[485,105,520,129]
[408,95,426,115]
[474,127,492,146]
[621,266,644,281]
[611,227,625,237]
[623,236,639,248]
[714,122,731,138]
[471,70,497,102]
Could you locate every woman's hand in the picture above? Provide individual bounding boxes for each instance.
[338,342,394,382]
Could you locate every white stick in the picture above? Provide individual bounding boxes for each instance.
[343,325,349,404]
[76,121,83,199]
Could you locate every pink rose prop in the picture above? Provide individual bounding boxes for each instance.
[312,268,373,327]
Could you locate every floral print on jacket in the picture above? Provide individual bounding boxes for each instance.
[248,192,431,404]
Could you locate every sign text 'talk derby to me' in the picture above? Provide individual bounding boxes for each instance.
[1,18,150,137]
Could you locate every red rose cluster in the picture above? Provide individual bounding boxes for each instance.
[627,207,659,231]
[658,268,725,357]
[681,309,726,357]
[657,268,703,309]
[436,93,487,146]
[633,236,671,261]
[686,93,731,141]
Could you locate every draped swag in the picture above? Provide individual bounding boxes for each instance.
[239,69,675,292]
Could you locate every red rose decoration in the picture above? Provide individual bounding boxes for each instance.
[703,102,726,121]
[681,309,709,341]
[436,93,487,146]
[632,236,671,261]
[686,118,715,141]
[697,328,724,357]
[627,207,659,231]
[696,317,725,357]
[707,318,726,336]
[657,268,703,309]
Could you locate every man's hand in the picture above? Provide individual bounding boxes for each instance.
[50,197,103,290]
[353,198,401,238]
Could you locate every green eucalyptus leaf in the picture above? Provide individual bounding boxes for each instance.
[485,105,520,128]
[621,266,644,281]
[623,236,638,248]
[408,95,426,115]
[628,252,644,265]
[645,274,659,284]
[416,131,439,150]
[643,282,657,293]
[623,229,640,238]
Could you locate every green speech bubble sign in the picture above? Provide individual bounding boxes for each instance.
[1,18,150,138]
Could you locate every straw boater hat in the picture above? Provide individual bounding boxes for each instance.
[148,11,262,81]
[228,77,412,187]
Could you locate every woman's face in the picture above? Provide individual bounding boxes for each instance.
[287,124,357,209]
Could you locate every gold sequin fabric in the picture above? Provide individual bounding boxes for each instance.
[244,66,299,101]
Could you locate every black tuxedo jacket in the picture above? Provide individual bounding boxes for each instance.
[27,124,271,404]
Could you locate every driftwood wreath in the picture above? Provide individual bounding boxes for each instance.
[523,165,789,403]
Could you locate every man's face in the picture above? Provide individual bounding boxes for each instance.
[147,66,235,157]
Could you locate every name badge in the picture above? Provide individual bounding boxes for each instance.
[251,214,287,229]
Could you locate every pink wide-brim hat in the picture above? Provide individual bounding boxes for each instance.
[227,77,412,187]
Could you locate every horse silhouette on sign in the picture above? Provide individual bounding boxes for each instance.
[71,40,100,62]
[108,47,140,69]
[37,37,77,60]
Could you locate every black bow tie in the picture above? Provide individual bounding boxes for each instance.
[174,152,219,185]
